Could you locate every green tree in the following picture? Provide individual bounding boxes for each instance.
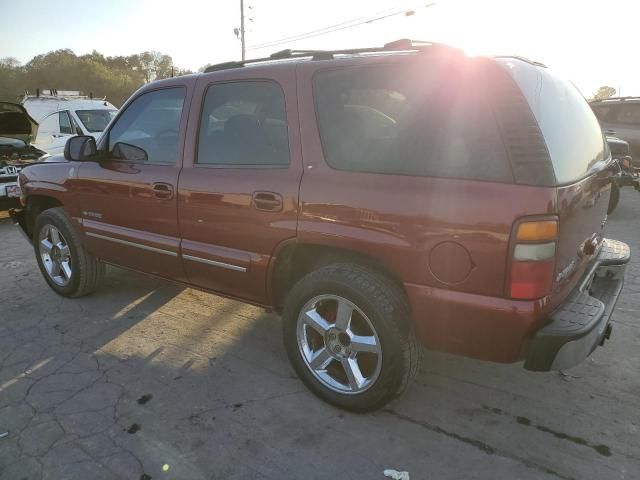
[0,49,191,107]
[593,85,617,100]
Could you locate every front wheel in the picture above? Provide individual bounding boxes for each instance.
[34,207,104,297]
[282,263,420,412]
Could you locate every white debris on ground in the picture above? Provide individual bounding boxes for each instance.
[384,469,410,480]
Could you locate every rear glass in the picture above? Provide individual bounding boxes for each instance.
[500,60,606,184]
[313,60,512,182]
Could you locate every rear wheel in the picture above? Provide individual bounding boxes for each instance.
[34,207,104,297]
[282,263,420,412]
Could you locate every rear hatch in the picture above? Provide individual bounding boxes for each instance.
[499,59,613,299]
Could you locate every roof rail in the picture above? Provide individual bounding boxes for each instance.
[204,39,460,73]
[494,55,547,68]
[591,96,640,102]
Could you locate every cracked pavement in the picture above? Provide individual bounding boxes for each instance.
[1,190,639,480]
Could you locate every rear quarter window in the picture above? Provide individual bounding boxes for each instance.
[500,60,606,185]
[313,60,513,182]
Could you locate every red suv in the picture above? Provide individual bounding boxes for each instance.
[10,40,630,411]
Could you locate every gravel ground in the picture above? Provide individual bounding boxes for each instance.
[0,190,639,480]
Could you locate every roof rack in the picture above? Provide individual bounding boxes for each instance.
[590,96,640,103]
[494,55,547,68]
[204,39,460,73]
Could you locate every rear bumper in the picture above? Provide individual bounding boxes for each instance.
[8,207,31,243]
[524,238,630,371]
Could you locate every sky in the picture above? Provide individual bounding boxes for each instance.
[1,0,639,97]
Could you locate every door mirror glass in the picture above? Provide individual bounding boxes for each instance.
[112,142,148,163]
[64,135,97,161]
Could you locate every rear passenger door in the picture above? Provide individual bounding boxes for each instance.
[178,69,302,304]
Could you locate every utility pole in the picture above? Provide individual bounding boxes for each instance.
[240,0,246,61]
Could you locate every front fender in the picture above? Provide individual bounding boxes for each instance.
[8,207,31,243]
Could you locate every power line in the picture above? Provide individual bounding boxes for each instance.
[248,6,422,50]
[248,2,435,51]
[248,5,401,50]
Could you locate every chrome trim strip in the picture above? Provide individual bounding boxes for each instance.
[86,232,178,257]
[182,254,247,272]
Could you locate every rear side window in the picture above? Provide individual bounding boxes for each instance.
[502,61,606,184]
[197,81,290,167]
[313,61,511,182]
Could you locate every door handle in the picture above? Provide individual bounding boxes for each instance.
[151,182,174,199]
[252,191,283,212]
[605,129,617,136]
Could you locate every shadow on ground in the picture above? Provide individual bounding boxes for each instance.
[1,191,639,479]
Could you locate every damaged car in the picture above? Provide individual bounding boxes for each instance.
[0,102,48,202]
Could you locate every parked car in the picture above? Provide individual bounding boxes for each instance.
[591,97,640,165]
[22,90,117,156]
[605,135,638,213]
[0,102,47,202]
[10,40,630,411]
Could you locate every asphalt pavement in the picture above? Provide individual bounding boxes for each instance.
[1,191,639,480]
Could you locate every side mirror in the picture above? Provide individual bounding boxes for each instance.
[112,142,148,163]
[64,135,97,161]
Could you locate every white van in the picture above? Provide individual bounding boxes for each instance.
[22,90,117,156]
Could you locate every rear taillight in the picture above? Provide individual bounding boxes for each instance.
[509,219,558,299]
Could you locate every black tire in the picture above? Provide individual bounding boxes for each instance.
[608,181,620,214]
[34,207,105,297]
[282,263,420,412]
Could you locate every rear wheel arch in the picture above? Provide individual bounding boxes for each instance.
[269,242,407,314]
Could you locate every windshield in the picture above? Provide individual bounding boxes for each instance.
[75,109,117,132]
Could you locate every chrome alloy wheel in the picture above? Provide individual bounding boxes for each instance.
[296,294,382,394]
[39,224,72,286]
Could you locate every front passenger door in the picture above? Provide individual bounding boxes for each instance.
[73,86,189,280]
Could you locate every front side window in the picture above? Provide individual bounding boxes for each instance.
[108,87,185,164]
[59,111,73,134]
[197,81,290,167]
[313,61,511,182]
[76,109,117,133]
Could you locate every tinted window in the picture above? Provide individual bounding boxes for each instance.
[108,87,185,164]
[76,109,117,132]
[59,111,73,134]
[313,61,511,181]
[501,60,606,184]
[197,81,290,166]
